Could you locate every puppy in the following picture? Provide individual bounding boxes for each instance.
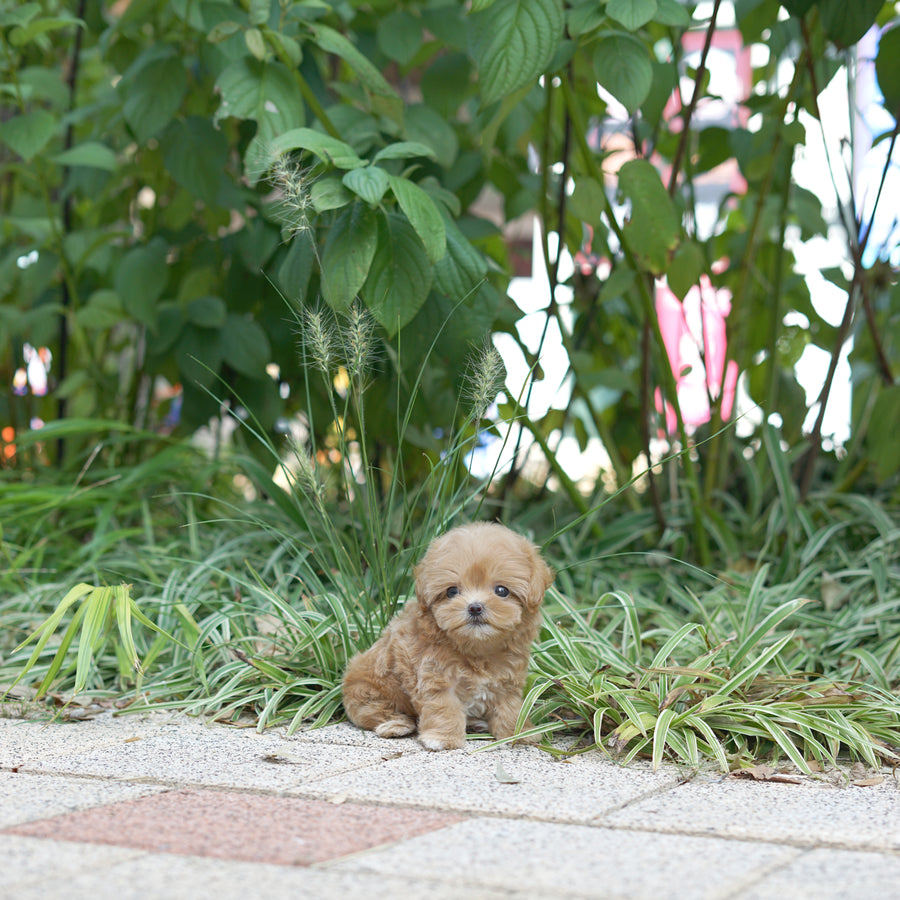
[342,522,553,750]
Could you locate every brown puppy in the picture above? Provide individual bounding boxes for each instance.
[342,522,553,750]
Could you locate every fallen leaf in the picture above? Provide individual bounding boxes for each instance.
[730,765,802,784]
[259,751,307,766]
[328,793,349,804]
[495,761,521,784]
[852,776,884,787]
[124,736,142,743]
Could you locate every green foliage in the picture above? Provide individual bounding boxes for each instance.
[3,0,899,517]
[2,0,900,770]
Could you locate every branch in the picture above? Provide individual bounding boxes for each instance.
[667,0,722,197]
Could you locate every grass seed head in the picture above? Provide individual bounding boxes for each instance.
[300,306,337,376]
[269,154,314,240]
[342,303,379,380]
[465,342,506,419]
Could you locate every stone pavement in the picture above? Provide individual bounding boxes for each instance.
[1,708,898,899]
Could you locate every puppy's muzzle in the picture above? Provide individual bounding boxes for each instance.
[467,601,486,621]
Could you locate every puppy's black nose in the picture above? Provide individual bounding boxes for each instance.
[467,601,485,618]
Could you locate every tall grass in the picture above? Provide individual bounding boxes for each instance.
[1,350,898,770]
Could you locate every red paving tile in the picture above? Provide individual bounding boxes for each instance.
[5,788,463,866]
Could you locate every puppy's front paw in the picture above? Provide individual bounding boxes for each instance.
[374,716,416,738]
[418,731,466,751]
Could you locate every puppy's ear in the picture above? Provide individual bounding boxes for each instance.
[525,553,554,611]
[413,560,438,609]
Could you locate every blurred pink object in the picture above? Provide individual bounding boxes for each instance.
[655,276,738,435]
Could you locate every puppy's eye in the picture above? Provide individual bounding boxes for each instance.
[446,586,460,599]
[494,585,510,598]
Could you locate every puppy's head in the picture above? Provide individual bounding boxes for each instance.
[414,522,553,647]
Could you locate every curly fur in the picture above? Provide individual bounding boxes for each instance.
[342,522,553,750]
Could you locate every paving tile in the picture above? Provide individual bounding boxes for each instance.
[291,744,682,821]
[288,720,424,753]
[7,787,463,866]
[736,847,900,900]
[3,834,144,889]
[0,710,177,768]
[7,846,519,900]
[329,817,801,900]
[0,771,167,828]
[604,777,900,851]
[20,725,392,790]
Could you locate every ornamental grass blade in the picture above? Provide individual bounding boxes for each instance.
[4,583,95,698]
[74,586,115,694]
[713,630,797,699]
[114,584,143,677]
[651,707,677,769]
[729,597,811,671]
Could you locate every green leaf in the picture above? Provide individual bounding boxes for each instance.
[311,24,398,97]
[376,10,423,65]
[818,0,883,49]
[162,117,229,206]
[342,166,390,205]
[373,141,438,163]
[51,141,117,171]
[177,324,223,387]
[119,49,187,144]
[667,241,705,299]
[115,238,169,328]
[76,290,125,330]
[868,385,900,481]
[186,295,227,328]
[249,0,270,26]
[781,0,816,16]
[388,175,447,263]
[222,314,271,377]
[876,26,900,111]
[245,27,267,60]
[568,176,607,225]
[311,176,353,212]
[277,231,315,302]
[1,109,56,160]
[216,58,306,185]
[567,2,607,36]
[0,3,41,28]
[607,0,658,31]
[434,215,488,298]
[9,13,84,46]
[270,127,366,170]
[321,202,379,313]
[593,32,653,114]
[215,57,304,129]
[470,0,565,106]
[404,105,459,168]
[364,212,433,335]
[654,0,691,27]
[618,159,680,275]
[207,20,242,42]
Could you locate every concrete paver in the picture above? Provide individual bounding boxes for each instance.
[327,817,802,900]
[605,776,900,851]
[0,711,172,768]
[20,721,394,790]
[8,788,462,864]
[2,709,898,899]
[4,838,517,900]
[0,771,167,828]
[735,847,900,900]
[292,742,683,821]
